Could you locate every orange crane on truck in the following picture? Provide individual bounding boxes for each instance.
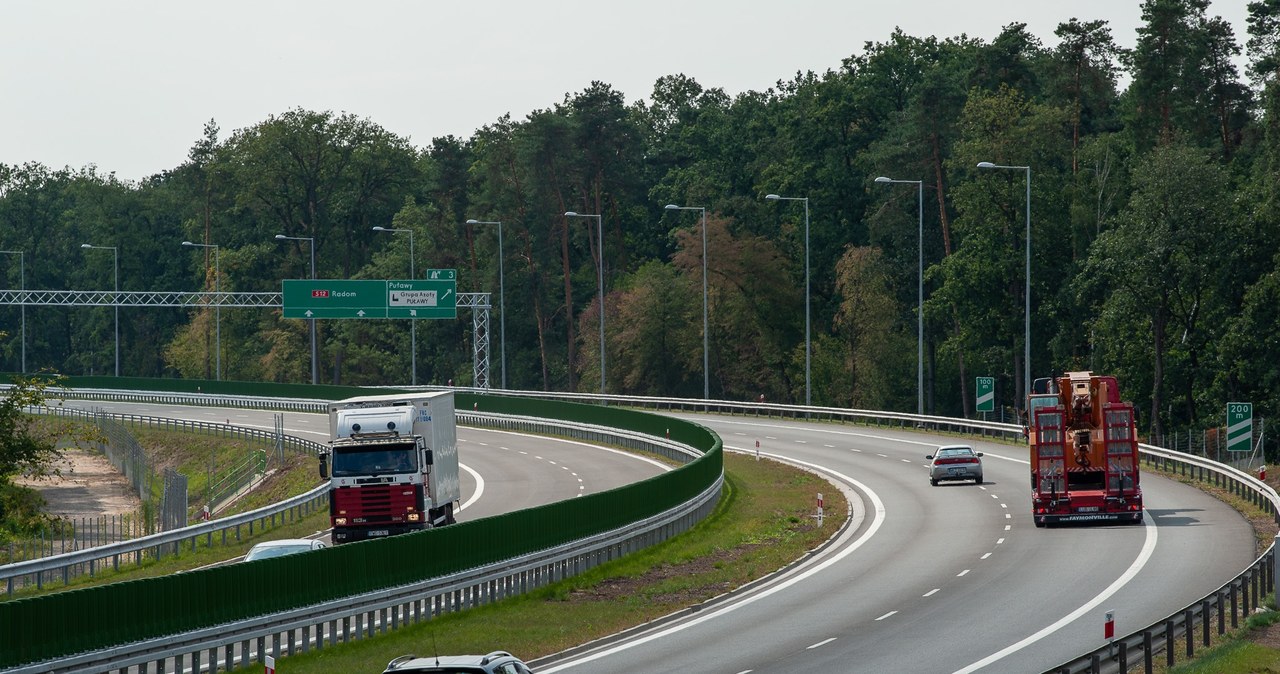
[1028,371,1144,527]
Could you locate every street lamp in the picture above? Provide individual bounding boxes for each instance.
[466,219,506,389]
[765,193,811,406]
[664,204,710,399]
[373,226,417,386]
[275,234,318,385]
[0,250,24,373]
[80,243,119,377]
[181,241,222,380]
[977,161,1031,407]
[874,177,924,416]
[564,211,606,395]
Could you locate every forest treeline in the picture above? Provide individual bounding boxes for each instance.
[1,1,1278,438]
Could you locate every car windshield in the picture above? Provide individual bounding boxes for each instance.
[332,444,417,476]
[245,544,313,561]
[937,448,973,458]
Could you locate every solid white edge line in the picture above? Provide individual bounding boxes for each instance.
[951,512,1158,674]
[807,637,837,649]
[457,462,484,512]
[538,447,886,673]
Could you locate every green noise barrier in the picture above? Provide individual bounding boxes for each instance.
[0,377,722,668]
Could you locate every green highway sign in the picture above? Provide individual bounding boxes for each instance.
[1227,402,1253,452]
[975,377,995,413]
[283,277,457,319]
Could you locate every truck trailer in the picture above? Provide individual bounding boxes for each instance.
[1028,371,1143,527]
[319,391,460,544]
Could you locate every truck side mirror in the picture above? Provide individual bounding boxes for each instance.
[318,454,329,480]
[423,449,434,466]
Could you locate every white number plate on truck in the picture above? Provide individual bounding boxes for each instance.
[368,530,390,537]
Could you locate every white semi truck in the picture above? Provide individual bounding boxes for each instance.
[319,391,460,544]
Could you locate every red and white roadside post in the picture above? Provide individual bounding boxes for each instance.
[755,439,760,461]
[1260,464,1267,481]
[1104,609,1115,656]
[817,493,824,527]
[265,654,276,674]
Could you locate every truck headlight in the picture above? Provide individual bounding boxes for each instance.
[335,517,348,525]
[407,513,421,522]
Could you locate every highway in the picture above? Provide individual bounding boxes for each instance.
[538,413,1257,673]
[62,400,1258,672]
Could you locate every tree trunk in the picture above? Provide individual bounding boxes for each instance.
[931,133,953,256]
[1150,302,1167,439]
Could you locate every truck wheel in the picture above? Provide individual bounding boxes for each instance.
[445,503,456,525]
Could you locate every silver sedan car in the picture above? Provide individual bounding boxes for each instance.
[927,445,984,485]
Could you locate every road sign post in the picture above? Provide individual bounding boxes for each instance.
[1227,402,1253,453]
[282,277,457,319]
[976,377,995,414]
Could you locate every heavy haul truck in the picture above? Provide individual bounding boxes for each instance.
[1028,372,1143,526]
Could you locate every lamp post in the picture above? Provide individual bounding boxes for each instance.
[977,161,1031,406]
[874,177,924,416]
[0,250,24,373]
[275,234,318,385]
[466,219,506,389]
[564,211,606,395]
[80,243,119,376]
[373,226,417,386]
[181,241,222,380]
[765,193,811,406]
[664,204,710,399]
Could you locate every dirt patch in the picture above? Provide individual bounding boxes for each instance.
[15,447,142,519]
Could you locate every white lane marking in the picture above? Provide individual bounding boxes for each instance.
[953,512,1159,673]
[877,454,888,458]
[990,494,999,499]
[795,440,808,444]
[957,569,970,577]
[996,538,1005,545]
[923,589,940,597]
[875,611,897,621]
[807,637,837,649]
[851,449,862,452]
[535,455,544,460]
[981,553,992,560]
[1005,514,1011,519]
[548,460,557,465]
[519,451,528,455]
[457,463,484,512]
[824,444,835,448]
[470,427,674,472]
[1004,525,1011,531]
[900,459,912,463]
[1000,504,1008,509]
[539,448,886,673]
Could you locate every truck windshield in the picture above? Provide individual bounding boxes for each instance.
[331,445,417,476]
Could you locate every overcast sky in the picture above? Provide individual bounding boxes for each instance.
[1,1,1253,184]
